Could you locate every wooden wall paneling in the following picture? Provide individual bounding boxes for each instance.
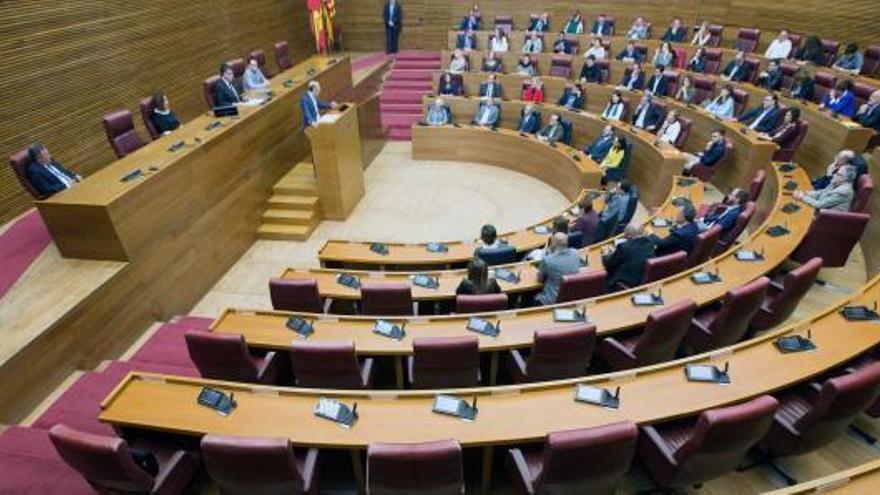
[864,148,880,279]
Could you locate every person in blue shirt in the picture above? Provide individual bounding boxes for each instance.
[25,143,81,197]
[684,129,728,173]
[242,58,270,92]
[426,99,451,126]
[652,203,699,255]
[460,9,480,31]
[300,80,337,127]
[821,80,857,118]
[832,43,864,75]
[516,105,541,134]
[584,125,615,162]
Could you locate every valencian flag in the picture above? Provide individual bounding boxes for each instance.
[308,0,336,54]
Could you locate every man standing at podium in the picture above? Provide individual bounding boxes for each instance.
[383,0,403,54]
[300,81,337,127]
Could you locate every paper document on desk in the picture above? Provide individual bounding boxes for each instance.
[239,98,267,107]
[317,113,341,124]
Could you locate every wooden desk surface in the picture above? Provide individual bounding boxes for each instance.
[213,164,811,356]
[101,273,880,449]
[764,458,880,494]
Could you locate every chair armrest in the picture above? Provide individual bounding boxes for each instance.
[406,356,415,387]
[601,338,638,368]
[256,351,281,385]
[691,318,711,335]
[323,297,334,314]
[301,448,320,493]
[638,426,679,477]
[152,450,199,495]
[506,448,536,494]
[508,349,528,383]
[769,280,785,293]
[360,358,376,388]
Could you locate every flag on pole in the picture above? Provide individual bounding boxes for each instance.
[307,0,336,54]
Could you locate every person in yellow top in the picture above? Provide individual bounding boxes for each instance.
[600,136,627,170]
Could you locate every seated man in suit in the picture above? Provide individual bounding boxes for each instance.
[214,63,244,107]
[697,189,748,235]
[599,179,633,227]
[616,42,644,64]
[25,143,81,197]
[856,89,880,132]
[811,149,867,189]
[426,98,451,126]
[537,113,564,144]
[552,32,572,55]
[460,9,480,31]
[456,29,477,51]
[437,72,463,97]
[579,55,601,83]
[602,223,657,290]
[535,233,582,305]
[651,203,699,255]
[584,125,615,162]
[591,14,613,36]
[645,65,668,97]
[755,59,784,91]
[557,83,584,110]
[683,129,727,172]
[472,97,500,127]
[300,80,337,127]
[661,18,687,43]
[516,105,541,134]
[529,12,550,32]
[631,91,663,131]
[720,51,749,82]
[617,63,645,91]
[737,94,783,133]
[795,166,855,212]
[479,74,502,100]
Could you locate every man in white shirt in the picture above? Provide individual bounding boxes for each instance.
[473,98,500,127]
[764,30,793,60]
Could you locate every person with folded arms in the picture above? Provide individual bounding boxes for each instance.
[516,105,541,134]
[564,11,585,34]
[584,37,607,60]
[765,30,793,60]
[516,55,536,76]
[833,43,864,75]
[472,97,500,127]
[242,58,270,92]
[537,113,564,144]
[687,48,706,73]
[522,32,544,53]
[856,90,880,132]
[704,85,735,120]
[676,75,696,104]
[579,55,602,83]
[720,51,749,82]
[738,94,783,133]
[584,125,615,162]
[626,16,649,40]
[691,21,712,47]
[794,166,855,211]
[456,258,501,296]
[25,143,81,197]
[426,98,451,126]
[684,129,727,173]
[148,91,180,135]
[820,80,857,117]
[756,59,784,90]
[602,223,657,291]
[601,91,625,120]
[535,233,582,305]
[662,18,687,43]
[490,29,509,53]
[657,109,683,145]
[437,72,462,97]
[522,77,544,103]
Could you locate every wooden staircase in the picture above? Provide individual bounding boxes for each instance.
[258,162,322,240]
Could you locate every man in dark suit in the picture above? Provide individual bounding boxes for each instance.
[720,51,749,82]
[213,64,243,107]
[618,64,644,90]
[652,203,699,256]
[698,190,749,235]
[557,84,584,110]
[383,0,403,54]
[516,105,541,134]
[738,94,783,133]
[472,98,500,127]
[616,42,644,63]
[460,10,480,31]
[856,89,880,132]
[602,223,657,290]
[537,113,564,144]
[584,125,615,162]
[479,74,502,99]
[591,14,613,36]
[457,30,477,51]
[529,12,550,32]
[756,59,784,91]
[25,143,81,197]
[300,80,336,127]
[645,65,668,97]
[631,92,663,131]
[684,129,727,172]
[662,18,687,43]
[579,55,601,83]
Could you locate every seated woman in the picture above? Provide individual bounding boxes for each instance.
[564,11,585,34]
[490,28,509,53]
[758,107,801,148]
[583,37,606,60]
[676,75,696,104]
[243,58,270,92]
[691,21,712,46]
[448,49,469,74]
[437,72,462,96]
[601,91,625,120]
[522,77,545,103]
[456,257,502,295]
[626,16,649,40]
[600,136,627,171]
[833,43,863,75]
[482,51,503,73]
[522,32,544,53]
[687,48,706,73]
[704,85,735,119]
[149,91,180,135]
[652,42,675,67]
[794,35,825,65]
[515,55,535,76]
[657,109,683,145]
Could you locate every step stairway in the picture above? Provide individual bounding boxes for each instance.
[379,51,442,141]
[258,162,322,241]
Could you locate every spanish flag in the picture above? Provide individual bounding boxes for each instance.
[308,0,336,54]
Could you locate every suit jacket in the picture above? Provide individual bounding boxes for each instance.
[662,27,686,43]
[479,82,502,99]
[579,63,601,82]
[857,104,880,131]
[460,16,480,31]
[517,112,541,134]
[620,71,645,90]
[646,75,668,96]
[602,236,657,288]
[536,247,582,304]
[791,79,815,102]
[758,69,783,90]
[383,2,402,31]
[300,91,330,127]
[584,135,614,162]
[687,57,706,73]
[558,89,584,109]
[653,222,699,255]
[771,122,799,149]
[213,79,241,107]
[704,205,742,234]
[699,140,727,166]
[474,104,500,126]
[803,182,854,211]
[632,102,663,129]
[529,18,549,32]
[26,161,77,196]
[553,39,572,54]
[616,48,644,63]
[721,61,749,82]
[738,106,783,133]
[591,21,612,36]
[457,34,477,50]
[437,80,462,96]
[538,122,564,143]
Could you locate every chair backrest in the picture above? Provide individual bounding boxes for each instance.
[732,88,749,115]
[703,49,722,75]
[203,75,221,109]
[743,58,761,83]
[526,324,596,381]
[269,278,323,313]
[494,15,513,33]
[735,28,761,52]
[455,293,508,314]
[249,48,274,78]
[762,257,823,327]
[851,173,874,213]
[595,59,610,83]
[476,245,517,266]
[290,341,365,388]
[671,395,778,486]
[102,110,146,158]
[719,200,754,248]
[704,277,770,348]
[412,336,480,388]
[560,118,573,145]
[780,60,800,89]
[556,270,606,303]
[49,424,155,493]
[534,421,638,493]
[9,148,46,199]
[549,55,573,78]
[201,435,305,493]
[862,45,880,76]
[642,251,688,284]
[361,282,414,316]
[749,169,767,202]
[663,70,681,95]
[693,76,716,103]
[367,439,464,495]
[631,299,697,366]
[813,72,837,104]
[138,96,160,140]
[820,39,840,66]
[773,120,810,162]
[790,210,869,267]
[185,331,260,382]
[706,25,723,47]
[853,82,875,107]
[674,116,692,149]
[788,32,804,51]
[564,36,580,54]
[687,224,722,267]
[274,41,292,71]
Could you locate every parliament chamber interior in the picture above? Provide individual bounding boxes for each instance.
[4,0,880,493]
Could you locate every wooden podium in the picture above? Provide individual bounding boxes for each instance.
[305,103,365,220]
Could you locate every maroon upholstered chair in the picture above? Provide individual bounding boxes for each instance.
[360,282,415,316]
[851,174,874,213]
[49,424,199,495]
[203,75,221,109]
[672,48,688,69]
[773,120,809,162]
[556,270,606,303]
[494,15,514,33]
[862,45,880,76]
[595,59,610,83]
[749,169,767,202]
[735,28,761,53]
[642,251,688,284]
[819,39,840,66]
[185,331,280,384]
[506,421,638,494]
[853,81,875,107]
[703,49,722,75]
[455,293,508,313]
[684,276,770,353]
[749,257,822,332]
[248,48,275,78]
[9,148,47,199]
[201,435,318,494]
[690,138,733,183]
[269,278,328,313]
[674,116,692,149]
[780,60,800,90]
[638,395,779,489]
[103,110,147,158]
[274,41,293,72]
[687,225,722,268]
[289,341,374,389]
[742,58,761,83]
[663,70,681,95]
[367,439,464,495]
[508,324,596,382]
[564,36,580,55]
[789,210,869,267]
[762,362,880,458]
[732,88,749,116]
[706,25,724,47]
[788,33,804,52]
[603,16,617,36]
[692,76,716,103]
[225,57,246,79]
[712,201,755,255]
[549,55,573,78]
[598,299,697,370]
[138,96,160,140]
[408,336,480,388]
[812,72,837,104]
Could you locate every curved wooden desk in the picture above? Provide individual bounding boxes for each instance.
[765,458,880,494]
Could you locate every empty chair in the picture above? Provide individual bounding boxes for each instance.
[494,15,513,33]
[102,110,147,158]
[269,278,327,313]
[663,70,681,95]
[712,200,755,255]
[780,60,800,89]
[703,49,722,75]
[595,59,610,83]
[686,224,722,268]
[185,331,281,384]
[851,174,873,213]
[862,45,880,76]
[290,341,374,389]
[248,48,274,78]
[598,299,697,371]
[201,434,318,494]
[455,293,508,313]
[749,257,822,332]
[672,47,688,69]
[507,421,638,494]
[735,28,761,52]
[706,25,724,47]
[761,362,880,459]
[476,245,517,266]
[692,76,716,103]
[749,169,767,202]
[226,57,246,80]
[138,96,160,140]
[812,72,836,104]
[690,138,733,183]
[556,270,606,303]
[360,282,415,316]
[673,116,692,150]
[367,439,464,495]
[819,39,840,66]
[732,88,749,115]
[408,336,480,388]
[642,251,688,284]
[639,395,779,489]
[9,148,47,199]
[49,424,199,495]
[549,56,573,78]
[508,324,596,383]
[203,75,221,109]
[853,82,875,108]
[684,277,770,353]
[274,41,293,71]
[789,210,869,267]
[772,120,809,162]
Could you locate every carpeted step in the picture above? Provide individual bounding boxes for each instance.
[386,70,435,81]
[0,427,94,494]
[393,60,442,70]
[387,127,413,141]
[171,315,215,330]
[129,323,202,370]
[383,80,434,91]
[381,114,422,127]
[380,90,430,104]
[394,51,442,62]
[380,102,424,114]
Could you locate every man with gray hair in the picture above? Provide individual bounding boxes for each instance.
[25,143,81,197]
[426,98,450,126]
[535,232,582,305]
[796,166,855,211]
[811,149,867,189]
[602,223,657,290]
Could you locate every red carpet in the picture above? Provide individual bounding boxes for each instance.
[380,51,441,140]
[0,210,51,299]
[352,52,390,71]
[0,426,93,494]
